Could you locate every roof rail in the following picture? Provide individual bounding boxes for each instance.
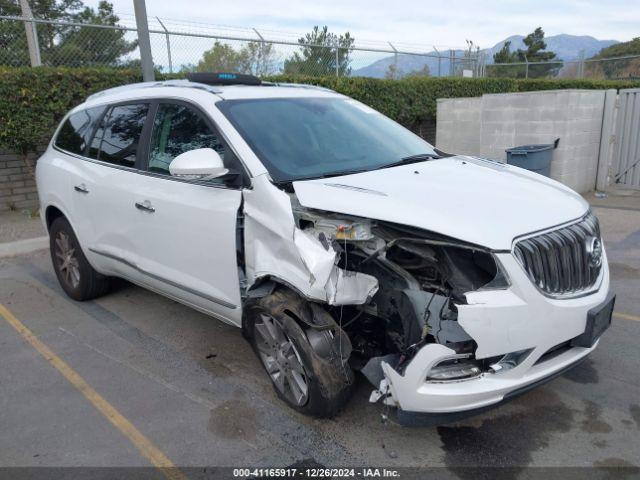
[85,76,335,102]
[272,82,335,93]
[86,79,222,101]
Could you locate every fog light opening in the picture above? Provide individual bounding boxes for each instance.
[488,349,533,374]
[427,354,482,382]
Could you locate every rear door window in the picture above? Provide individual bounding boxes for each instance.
[55,107,105,155]
[88,104,149,168]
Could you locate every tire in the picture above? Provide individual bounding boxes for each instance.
[49,216,110,301]
[244,288,354,417]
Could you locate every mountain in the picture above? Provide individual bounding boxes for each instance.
[351,51,465,78]
[352,34,619,78]
[487,34,619,61]
[590,37,640,59]
[586,37,640,78]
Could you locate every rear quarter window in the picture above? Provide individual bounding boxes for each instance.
[55,107,105,155]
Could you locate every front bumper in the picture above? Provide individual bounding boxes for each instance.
[379,250,610,414]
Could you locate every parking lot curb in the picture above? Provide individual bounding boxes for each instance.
[0,236,48,258]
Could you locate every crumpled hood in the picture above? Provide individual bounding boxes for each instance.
[292,156,589,251]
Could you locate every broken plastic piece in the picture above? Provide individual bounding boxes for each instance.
[244,177,378,306]
[362,353,401,387]
[325,269,379,305]
[488,349,533,374]
[369,378,395,406]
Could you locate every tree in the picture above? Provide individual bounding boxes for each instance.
[493,41,513,64]
[1,0,80,66]
[239,41,277,76]
[283,26,355,76]
[49,2,137,66]
[517,27,561,77]
[489,41,523,77]
[405,64,430,78]
[490,27,561,78]
[586,37,640,79]
[195,41,249,72]
[194,40,277,76]
[384,62,402,79]
[0,0,136,67]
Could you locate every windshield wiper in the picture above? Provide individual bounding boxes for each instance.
[276,155,440,184]
[291,168,372,182]
[376,153,440,170]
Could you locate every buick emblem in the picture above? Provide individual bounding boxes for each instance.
[587,237,603,268]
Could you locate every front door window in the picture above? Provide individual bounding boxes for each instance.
[148,104,226,175]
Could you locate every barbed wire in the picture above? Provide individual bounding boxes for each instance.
[1,15,638,80]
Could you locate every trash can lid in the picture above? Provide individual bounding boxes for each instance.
[505,144,555,153]
[505,138,560,153]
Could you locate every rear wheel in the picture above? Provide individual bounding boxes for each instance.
[244,288,354,417]
[49,217,110,301]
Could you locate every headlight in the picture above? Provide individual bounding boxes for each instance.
[385,240,511,298]
[439,247,511,292]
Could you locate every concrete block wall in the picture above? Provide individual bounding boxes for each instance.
[436,89,607,193]
[0,148,41,212]
[435,97,482,156]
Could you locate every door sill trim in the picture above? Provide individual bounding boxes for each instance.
[89,247,237,310]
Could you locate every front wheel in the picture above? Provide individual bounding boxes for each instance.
[244,288,354,417]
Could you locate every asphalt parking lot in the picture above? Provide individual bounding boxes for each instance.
[1,192,639,476]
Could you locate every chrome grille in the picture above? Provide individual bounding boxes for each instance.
[513,212,602,296]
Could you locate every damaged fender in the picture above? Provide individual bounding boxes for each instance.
[244,174,378,305]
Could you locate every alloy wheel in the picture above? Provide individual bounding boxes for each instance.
[54,231,80,289]
[254,313,309,406]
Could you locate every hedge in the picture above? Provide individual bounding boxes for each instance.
[514,78,640,92]
[2,66,639,156]
[0,67,142,155]
[266,75,520,131]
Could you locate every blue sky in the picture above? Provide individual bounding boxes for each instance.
[86,0,638,49]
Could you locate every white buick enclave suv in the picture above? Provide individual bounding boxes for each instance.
[36,73,613,421]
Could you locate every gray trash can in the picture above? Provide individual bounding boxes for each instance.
[505,138,560,177]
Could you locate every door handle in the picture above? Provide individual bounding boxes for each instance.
[135,200,155,213]
[74,184,89,194]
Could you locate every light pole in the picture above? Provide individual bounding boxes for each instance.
[19,0,41,66]
[133,0,155,81]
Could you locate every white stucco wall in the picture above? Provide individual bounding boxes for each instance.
[436,89,607,193]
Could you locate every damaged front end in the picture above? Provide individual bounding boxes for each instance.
[329,221,512,406]
[242,179,512,414]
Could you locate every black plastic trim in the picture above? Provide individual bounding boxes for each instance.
[52,145,242,191]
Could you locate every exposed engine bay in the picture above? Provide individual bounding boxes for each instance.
[279,197,511,391]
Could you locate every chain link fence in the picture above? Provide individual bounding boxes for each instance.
[487,55,640,80]
[2,15,638,80]
[0,15,483,78]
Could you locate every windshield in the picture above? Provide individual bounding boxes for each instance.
[217,97,437,182]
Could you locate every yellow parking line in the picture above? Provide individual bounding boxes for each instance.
[614,311,640,322]
[0,303,187,480]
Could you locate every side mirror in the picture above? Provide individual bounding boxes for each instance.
[169,148,228,180]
